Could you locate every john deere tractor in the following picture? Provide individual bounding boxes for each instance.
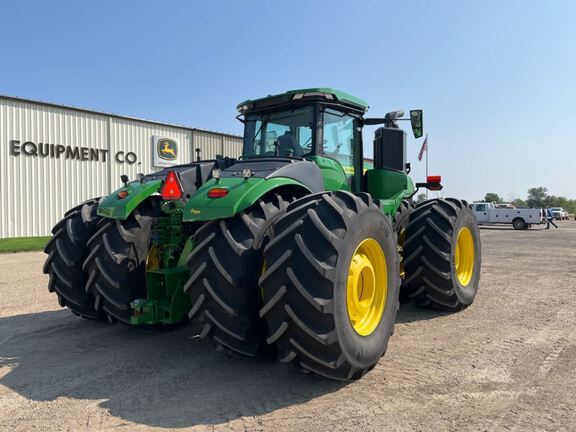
[44,88,481,380]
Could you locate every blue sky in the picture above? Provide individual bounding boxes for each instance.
[1,0,574,201]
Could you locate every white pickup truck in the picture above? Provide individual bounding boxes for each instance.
[470,202,544,230]
[550,207,569,220]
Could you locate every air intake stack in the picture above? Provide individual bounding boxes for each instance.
[373,111,407,172]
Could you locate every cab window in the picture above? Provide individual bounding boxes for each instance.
[322,109,356,177]
[243,106,314,157]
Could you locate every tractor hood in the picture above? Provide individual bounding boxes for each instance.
[182,158,324,222]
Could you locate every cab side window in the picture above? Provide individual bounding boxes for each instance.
[322,109,356,177]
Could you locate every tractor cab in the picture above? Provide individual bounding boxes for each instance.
[237,88,423,196]
[237,88,368,192]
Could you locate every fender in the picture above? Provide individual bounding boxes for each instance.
[364,168,417,216]
[97,180,162,220]
[182,177,312,222]
[96,160,220,220]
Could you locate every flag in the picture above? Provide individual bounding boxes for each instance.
[418,134,428,161]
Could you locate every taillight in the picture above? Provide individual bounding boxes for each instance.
[207,188,229,198]
[117,190,129,199]
[161,171,183,200]
[427,175,442,191]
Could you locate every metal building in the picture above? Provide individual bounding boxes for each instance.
[0,95,242,238]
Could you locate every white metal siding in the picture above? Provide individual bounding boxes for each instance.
[223,135,243,158]
[0,97,242,238]
[1,99,109,237]
[192,130,224,159]
[109,118,192,188]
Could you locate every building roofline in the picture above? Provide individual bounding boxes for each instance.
[0,93,242,139]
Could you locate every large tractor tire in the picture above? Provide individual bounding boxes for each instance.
[184,193,291,357]
[43,198,103,320]
[83,199,161,324]
[259,191,400,380]
[403,198,481,311]
[394,200,415,304]
[394,200,414,236]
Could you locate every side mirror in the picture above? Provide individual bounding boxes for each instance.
[409,110,423,138]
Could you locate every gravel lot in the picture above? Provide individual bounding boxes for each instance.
[1,221,575,431]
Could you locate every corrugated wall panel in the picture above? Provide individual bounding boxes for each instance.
[0,97,241,238]
[223,135,243,158]
[192,130,223,159]
[109,118,192,189]
[0,99,109,238]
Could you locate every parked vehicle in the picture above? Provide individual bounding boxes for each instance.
[470,202,544,230]
[550,207,569,220]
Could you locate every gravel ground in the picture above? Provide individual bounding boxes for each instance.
[1,221,575,431]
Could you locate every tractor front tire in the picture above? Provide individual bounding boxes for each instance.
[83,199,160,324]
[260,191,400,380]
[43,198,103,320]
[403,198,481,310]
[394,200,415,304]
[184,193,291,357]
[394,200,414,236]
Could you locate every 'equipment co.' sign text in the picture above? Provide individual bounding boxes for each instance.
[9,140,138,164]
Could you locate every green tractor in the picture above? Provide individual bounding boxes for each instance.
[44,88,481,380]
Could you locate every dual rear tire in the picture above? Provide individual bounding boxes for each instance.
[82,199,161,324]
[183,193,291,357]
[259,191,400,380]
[43,199,103,320]
[181,190,401,380]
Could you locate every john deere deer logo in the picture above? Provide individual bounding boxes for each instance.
[157,138,177,161]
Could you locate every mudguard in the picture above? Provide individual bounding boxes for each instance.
[182,158,323,222]
[364,168,417,216]
[98,158,322,222]
[182,176,313,222]
[97,180,162,220]
[97,161,219,220]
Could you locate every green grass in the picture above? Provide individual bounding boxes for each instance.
[0,236,51,253]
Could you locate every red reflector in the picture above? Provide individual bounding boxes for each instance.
[427,175,442,183]
[161,171,183,200]
[207,188,229,198]
[117,190,129,199]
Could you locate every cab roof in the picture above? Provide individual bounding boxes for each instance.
[236,88,369,113]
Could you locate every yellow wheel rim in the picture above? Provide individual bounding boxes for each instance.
[260,260,267,300]
[398,227,406,279]
[146,244,160,271]
[455,227,475,286]
[346,238,387,336]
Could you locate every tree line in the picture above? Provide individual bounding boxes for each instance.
[413,187,575,214]
[481,187,576,213]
